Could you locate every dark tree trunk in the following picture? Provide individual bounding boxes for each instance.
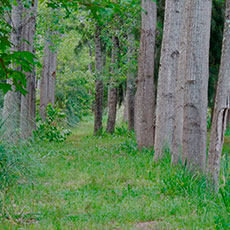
[126,33,136,131]
[94,25,104,135]
[106,36,119,134]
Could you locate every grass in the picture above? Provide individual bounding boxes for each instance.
[0,117,230,229]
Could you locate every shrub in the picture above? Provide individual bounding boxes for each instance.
[34,104,71,142]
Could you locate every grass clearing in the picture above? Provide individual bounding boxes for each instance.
[0,117,230,229]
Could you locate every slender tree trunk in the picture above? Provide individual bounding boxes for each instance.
[88,41,93,74]
[123,94,128,122]
[208,0,230,188]
[154,0,184,161]
[180,0,212,170]
[20,0,38,138]
[126,33,136,131]
[94,25,104,135]
[40,31,57,120]
[135,0,157,149]
[106,36,119,134]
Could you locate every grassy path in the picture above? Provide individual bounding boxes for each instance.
[1,118,230,229]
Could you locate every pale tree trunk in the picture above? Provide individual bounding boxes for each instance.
[208,0,230,188]
[106,36,119,134]
[154,0,184,161]
[135,0,157,149]
[40,31,58,120]
[94,25,104,135]
[126,33,136,131]
[180,0,212,171]
[3,0,23,141]
[20,0,38,139]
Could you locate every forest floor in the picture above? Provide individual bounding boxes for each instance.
[0,117,230,229]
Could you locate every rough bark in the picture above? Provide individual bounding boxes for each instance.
[154,0,184,161]
[181,0,212,171]
[126,33,136,131]
[106,36,119,134]
[135,0,157,149]
[3,0,23,141]
[208,0,230,188]
[40,31,58,120]
[20,0,38,138]
[94,25,104,135]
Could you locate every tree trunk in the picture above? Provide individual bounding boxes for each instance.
[106,36,119,134]
[126,33,136,131]
[20,0,38,139]
[40,31,58,120]
[154,0,184,161]
[181,0,212,170]
[208,0,230,188]
[3,0,23,141]
[88,41,93,74]
[135,0,157,149]
[94,25,104,135]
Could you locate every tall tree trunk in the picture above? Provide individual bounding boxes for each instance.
[126,33,136,131]
[208,0,230,188]
[3,0,23,141]
[20,0,38,138]
[88,41,93,74]
[135,0,157,149]
[180,0,212,170]
[154,0,184,161]
[94,25,104,135]
[40,31,58,120]
[106,36,119,134]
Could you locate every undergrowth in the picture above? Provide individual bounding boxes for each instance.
[0,118,229,229]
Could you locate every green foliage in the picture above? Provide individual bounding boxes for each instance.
[0,0,37,95]
[34,104,71,142]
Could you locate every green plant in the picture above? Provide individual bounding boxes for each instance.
[34,104,71,142]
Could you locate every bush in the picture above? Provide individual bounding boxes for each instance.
[34,104,71,142]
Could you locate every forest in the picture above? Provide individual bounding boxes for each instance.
[0,0,230,229]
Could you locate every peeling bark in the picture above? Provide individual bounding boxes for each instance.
[208,0,230,188]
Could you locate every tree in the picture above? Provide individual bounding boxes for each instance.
[20,0,38,138]
[135,0,157,149]
[154,0,184,161]
[40,31,58,120]
[179,0,212,170]
[106,36,119,133]
[3,0,37,140]
[94,25,104,135]
[2,0,23,140]
[126,32,136,131]
[208,0,230,188]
